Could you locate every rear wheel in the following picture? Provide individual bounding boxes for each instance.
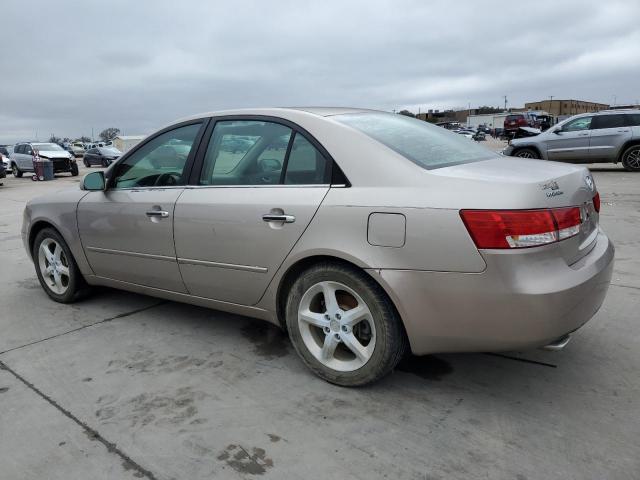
[12,164,23,177]
[621,145,640,172]
[285,262,407,386]
[514,148,539,159]
[33,228,88,303]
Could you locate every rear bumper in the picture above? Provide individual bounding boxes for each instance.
[372,230,614,355]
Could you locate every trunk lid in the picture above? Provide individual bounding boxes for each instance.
[433,157,600,264]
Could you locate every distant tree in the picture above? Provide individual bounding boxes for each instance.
[476,106,502,114]
[78,136,91,143]
[99,128,120,142]
[62,137,71,143]
[398,109,416,118]
[49,134,62,144]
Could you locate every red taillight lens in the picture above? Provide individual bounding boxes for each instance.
[460,207,583,249]
[593,192,600,212]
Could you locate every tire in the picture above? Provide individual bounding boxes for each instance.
[70,163,79,176]
[514,148,539,159]
[12,163,23,178]
[32,228,88,303]
[621,145,640,172]
[101,158,108,168]
[84,159,90,168]
[285,262,407,386]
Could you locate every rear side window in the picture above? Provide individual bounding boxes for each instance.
[284,134,329,185]
[334,112,493,169]
[625,113,640,126]
[591,114,627,129]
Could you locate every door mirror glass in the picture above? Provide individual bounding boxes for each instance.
[81,171,106,191]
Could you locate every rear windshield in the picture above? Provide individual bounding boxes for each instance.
[334,112,493,169]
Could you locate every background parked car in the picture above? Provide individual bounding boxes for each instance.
[0,159,5,184]
[83,147,122,167]
[9,142,79,177]
[0,145,12,171]
[503,110,640,171]
[504,114,528,135]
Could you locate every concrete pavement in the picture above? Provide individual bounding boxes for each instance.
[0,163,638,479]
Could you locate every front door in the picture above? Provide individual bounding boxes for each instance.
[174,119,331,305]
[545,116,592,162]
[77,121,205,291]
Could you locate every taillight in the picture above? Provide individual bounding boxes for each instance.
[460,207,583,249]
[593,192,600,213]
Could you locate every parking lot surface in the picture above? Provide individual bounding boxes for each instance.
[1,162,638,479]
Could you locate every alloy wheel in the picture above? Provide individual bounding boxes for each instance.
[625,148,640,170]
[297,281,376,372]
[516,150,534,158]
[38,238,70,295]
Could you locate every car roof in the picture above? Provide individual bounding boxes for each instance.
[176,107,379,123]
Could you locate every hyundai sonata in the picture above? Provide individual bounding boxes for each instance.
[22,108,614,386]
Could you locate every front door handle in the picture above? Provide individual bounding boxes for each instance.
[146,210,169,218]
[262,214,295,223]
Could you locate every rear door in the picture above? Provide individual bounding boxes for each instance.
[546,116,592,162]
[588,114,632,162]
[174,118,331,305]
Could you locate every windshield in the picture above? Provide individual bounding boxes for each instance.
[334,113,493,169]
[33,143,64,151]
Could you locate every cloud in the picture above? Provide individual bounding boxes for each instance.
[0,0,638,142]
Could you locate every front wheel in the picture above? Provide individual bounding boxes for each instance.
[514,148,539,159]
[33,228,88,303]
[83,159,90,168]
[621,145,640,172]
[285,262,407,386]
[70,163,79,176]
[12,164,23,177]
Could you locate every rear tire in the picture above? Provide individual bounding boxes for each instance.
[285,262,407,386]
[32,228,89,303]
[12,164,23,177]
[621,145,640,172]
[514,148,539,159]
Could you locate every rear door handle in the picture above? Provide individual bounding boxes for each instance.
[146,210,169,218]
[262,214,295,223]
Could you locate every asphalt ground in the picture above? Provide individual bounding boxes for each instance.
[0,158,638,479]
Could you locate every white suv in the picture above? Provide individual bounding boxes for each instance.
[9,142,79,177]
[503,110,640,171]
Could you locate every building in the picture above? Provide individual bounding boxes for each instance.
[466,112,512,129]
[112,135,145,153]
[525,99,609,117]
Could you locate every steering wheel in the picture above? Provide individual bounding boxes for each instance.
[154,172,181,186]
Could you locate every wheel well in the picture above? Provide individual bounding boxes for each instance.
[275,255,405,337]
[512,145,541,157]
[28,221,58,257]
[617,140,640,162]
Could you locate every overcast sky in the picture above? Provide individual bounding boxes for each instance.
[1,0,638,143]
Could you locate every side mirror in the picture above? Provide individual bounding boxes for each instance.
[81,171,106,191]
[553,128,563,135]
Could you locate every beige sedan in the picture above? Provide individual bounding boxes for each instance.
[22,108,614,385]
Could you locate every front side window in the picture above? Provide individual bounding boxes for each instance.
[334,112,493,170]
[112,122,201,189]
[562,117,592,132]
[200,121,293,185]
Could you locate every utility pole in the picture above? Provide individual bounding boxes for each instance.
[503,95,508,112]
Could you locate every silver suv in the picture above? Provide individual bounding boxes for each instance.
[503,110,640,171]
